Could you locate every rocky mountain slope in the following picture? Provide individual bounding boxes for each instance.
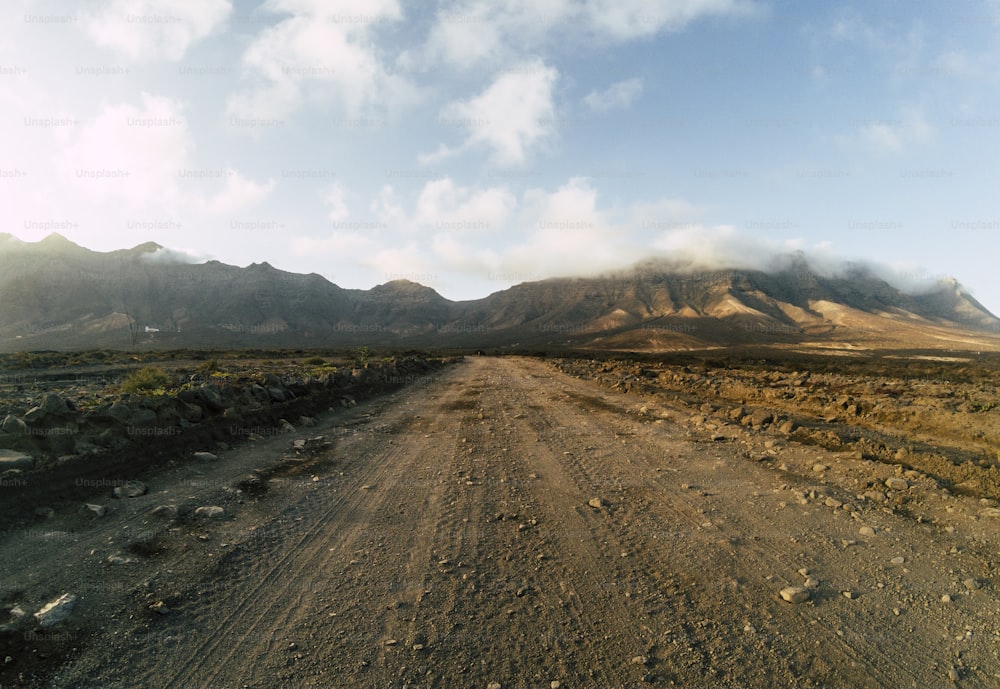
[1,234,997,351]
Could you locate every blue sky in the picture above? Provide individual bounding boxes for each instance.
[1,0,999,312]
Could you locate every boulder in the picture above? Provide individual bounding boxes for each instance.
[267,387,287,403]
[34,593,78,628]
[0,450,33,470]
[24,394,72,423]
[194,506,225,519]
[113,480,147,499]
[106,402,133,424]
[79,503,107,518]
[1,415,27,435]
[129,408,158,428]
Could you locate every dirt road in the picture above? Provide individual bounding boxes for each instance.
[9,356,1000,687]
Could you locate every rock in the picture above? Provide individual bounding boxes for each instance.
[778,420,798,434]
[33,506,55,519]
[1,415,27,435]
[194,506,225,518]
[825,497,843,508]
[108,554,137,565]
[964,578,982,591]
[812,463,829,473]
[267,387,287,403]
[79,503,107,518]
[150,504,178,519]
[24,393,72,422]
[979,507,1000,518]
[280,419,295,433]
[551,683,561,689]
[948,666,961,681]
[0,450,33,470]
[859,526,877,538]
[487,683,502,689]
[941,594,953,603]
[149,601,170,615]
[129,408,158,428]
[863,490,887,503]
[193,451,218,462]
[588,497,605,509]
[113,480,147,499]
[842,591,855,600]
[106,402,133,423]
[780,586,810,604]
[631,655,649,666]
[884,477,909,491]
[804,577,820,589]
[197,385,226,411]
[890,556,905,565]
[298,416,317,427]
[747,409,774,427]
[34,593,78,628]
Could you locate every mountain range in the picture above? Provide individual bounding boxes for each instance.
[1,233,998,352]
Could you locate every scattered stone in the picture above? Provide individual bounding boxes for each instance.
[979,507,1000,518]
[551,682,561,689]
[863,490,887,503]
[488,683,502,689]
[842,591,855,600]
[588,497,605,509]
[859,526,877,538]
[108,554,137,566]
[412,643,425,651]
[193,452,218,462]
[280,419,295,433]
[812,463,829,473]
[0,450,33,471]
[1,415,28,435]
[804,577,820,589]
[948,667,961,681]
[384,639,398,646]
[298,416,317,427]
[884,477,909,491]
[631,655,649,666]
[941,594,953,603]
[113,480,147,499]
[34,593,78,628]
[780,586,810,604]
[194,506,225,519]
[825,497,843,509]
[964,578,981,591]
[890,556,905,565]
[80,503,107,518]
[150,504,178,519]
[149,601,170,615]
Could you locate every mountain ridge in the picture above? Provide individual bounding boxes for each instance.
[0,234,997,352]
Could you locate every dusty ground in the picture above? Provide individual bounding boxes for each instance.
[3,355,1000,688]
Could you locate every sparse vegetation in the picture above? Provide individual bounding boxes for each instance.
[120,365,172,395]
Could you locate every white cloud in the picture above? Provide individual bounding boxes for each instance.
[323,183,349,222]
[584,77,643,112]
[56,93,191,207]
[227,0,414,122]
[583,0,759,39]
[429,61,558,166]
[418,0,759,69]
[84,0,232,61]
[857,107,932,153]
[201,170,276,215]
[414,178,516,232]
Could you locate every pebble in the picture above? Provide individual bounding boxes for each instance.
[825,497,843,508]
[859,526,876,537]
[113,480,147,498]
[963,578,981,591]
[34,593,78,628]
[487,683,502,689]
[631,655,649,666]
[588,498,605,509]
[551,682,561,689]
[194,506,225,518]
[780,586,810,604]
[890,556,905,565]
[842,591,855,600]
[941,594,953,603]
[80,503,107,518]
[948,667,961,681]
[885,477,909,491]
[804,577,820,589]
[812,463,829,473]
[193,452,218,462]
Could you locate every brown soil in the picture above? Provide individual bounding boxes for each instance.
[2,356,999,687]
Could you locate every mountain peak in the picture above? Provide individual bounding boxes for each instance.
[129,241,164,254]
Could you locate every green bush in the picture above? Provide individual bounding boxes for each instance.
[304,356,326,366]
[121,365,172,395]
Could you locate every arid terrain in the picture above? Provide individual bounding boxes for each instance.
[2,352,999,687]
